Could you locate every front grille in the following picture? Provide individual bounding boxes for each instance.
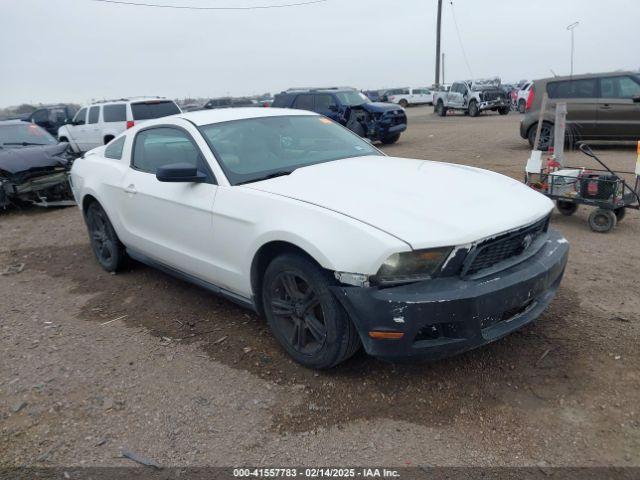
[464,216,549,276]
[382,111,406,125]
[481,90,502,102]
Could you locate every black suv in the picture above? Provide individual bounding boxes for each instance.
[22,105,77,137]
[204,97,257,109]
[272,88,407,144]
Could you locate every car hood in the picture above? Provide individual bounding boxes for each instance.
[360,102,404,114]
[0,143,70,175]
[245,156,553,249]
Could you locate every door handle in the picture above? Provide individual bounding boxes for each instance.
[124,184,137,194]
[600,104,612,109]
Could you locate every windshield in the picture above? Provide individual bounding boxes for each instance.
[0,123,57,147]
[334,91,370,107]
[198,115,381,185]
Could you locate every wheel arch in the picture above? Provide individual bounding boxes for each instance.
[526,120,554,139]
[250,240,327,316]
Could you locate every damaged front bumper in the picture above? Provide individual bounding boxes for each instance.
[331,229,569,361]
[478,99,509,111]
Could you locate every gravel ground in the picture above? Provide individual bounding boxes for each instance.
[1,108,639,468]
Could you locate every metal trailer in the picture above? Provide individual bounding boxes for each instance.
[525,143,640,233]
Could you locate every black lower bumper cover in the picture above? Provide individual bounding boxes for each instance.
[331,229,569,361]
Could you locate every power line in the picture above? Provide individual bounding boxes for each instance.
[448,0,474,78]
[88,0,328,10]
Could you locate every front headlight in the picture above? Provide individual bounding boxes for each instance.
[374,247,453,286]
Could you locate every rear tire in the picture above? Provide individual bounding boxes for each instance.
[557,200,578,216]
[85,202,127,272]
[261,254,361,369]
[468,100,480,117]
[381,133,401,145]
[588,208,617,233]
[498,106,510,115]
[436,101,447,117]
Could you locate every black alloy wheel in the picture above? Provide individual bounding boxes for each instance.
[85,202,126,271]
[262,254,361,369]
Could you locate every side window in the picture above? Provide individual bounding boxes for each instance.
[292,94,315,111]
[74,108,87,125]
[600,76,640,99]
[104,136,126,160]
[133,127,204,175]
[88,106,100,124]
[103,104,127,122]
[31,109,49,123]
[314,94,337,111]
[547,79,597,99]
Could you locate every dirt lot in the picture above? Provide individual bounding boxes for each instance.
[1,108,639,468]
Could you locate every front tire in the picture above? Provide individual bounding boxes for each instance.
[261,254,361,369]
[85,202,127,272]
[399,99,409,108]
[528,122,554,151]
[498,106,510,115]
[468,100,479,117]
[381,133,401,145]
[436,101,447,117]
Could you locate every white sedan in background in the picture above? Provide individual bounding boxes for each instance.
[70,108,568,369]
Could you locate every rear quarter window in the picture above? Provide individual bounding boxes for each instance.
[131,101,180,120]
[103,104,127,122]
[104,136,126,160]
[272,94,292,108]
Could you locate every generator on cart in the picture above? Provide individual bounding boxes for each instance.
[525,138,640,233]
[524,99,639,232]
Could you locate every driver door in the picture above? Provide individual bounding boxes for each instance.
[118,124,220,282]
[447,83,464,108]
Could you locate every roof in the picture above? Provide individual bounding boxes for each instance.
[534,71,639,84]
[0,119,31,126]
[281,87,357,94]
[90,96,170,105]
[177,107,316,126]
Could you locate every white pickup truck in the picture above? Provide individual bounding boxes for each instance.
[433,79,510,117]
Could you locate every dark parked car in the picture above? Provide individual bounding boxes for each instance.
[203,97,257,109]
[23,104,77,137]
[520,71,640,150]
[362,90,382,102]
[272,87,407,144]
[0,120,74,208]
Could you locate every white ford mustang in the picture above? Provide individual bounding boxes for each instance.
[70,108,569,369]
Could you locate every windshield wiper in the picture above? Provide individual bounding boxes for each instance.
[237,170,295,185]
[2,142,49,146]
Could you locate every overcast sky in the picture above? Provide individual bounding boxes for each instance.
[1,0,639,107]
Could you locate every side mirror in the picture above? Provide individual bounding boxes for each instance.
[328,105,339,112]
[633,95,640,103]
[156,163,207,183]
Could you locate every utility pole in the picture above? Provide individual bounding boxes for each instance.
[442,52,445,85]
[435,0,443,88]
[567,21,579,76]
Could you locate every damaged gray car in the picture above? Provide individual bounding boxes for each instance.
[0,120,76,208]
